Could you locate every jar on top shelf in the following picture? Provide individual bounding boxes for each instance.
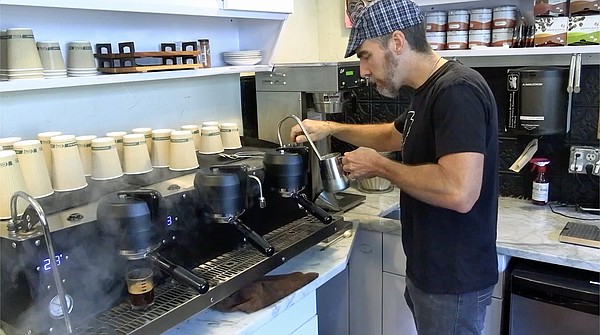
[470,8,493,30]
[426,11,447,32]
[447,9,470,31]
[493,5,519,29]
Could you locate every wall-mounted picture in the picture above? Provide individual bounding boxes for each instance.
[345,0,376,28]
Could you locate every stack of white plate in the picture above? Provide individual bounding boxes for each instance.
[222,50,262,66]
[67,67,97,77]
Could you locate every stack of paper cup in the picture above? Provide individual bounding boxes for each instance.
[50,134,87,191]
[151,129,172,168]
[1,30,7,81]
[181,125,201,151]
[37,41,67,79]
[123,134,153,175]
[76,135,97,176]
[132,127,152,153]
[106,131,127,165]
[169,130,199,171]
[13,140,54,198]
[220,122,242,149]
[37,131,62,176]
[0,150,29,219]
[66,41,97,77]
[198,126,224,154]
[91,137,123,180]
[5,28,44,80]
[201,121,220,129]
[0,137,22,150]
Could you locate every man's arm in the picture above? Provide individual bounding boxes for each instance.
[291,119,403,152]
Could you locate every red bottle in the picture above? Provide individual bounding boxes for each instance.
[530,158,550,205]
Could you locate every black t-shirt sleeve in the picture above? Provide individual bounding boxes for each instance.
[431,83,488,159]
[394,111,407,133]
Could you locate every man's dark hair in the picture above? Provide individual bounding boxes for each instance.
[373,23,432,54]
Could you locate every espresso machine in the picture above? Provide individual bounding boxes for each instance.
[255,62,367,212]
[0,146,348,335]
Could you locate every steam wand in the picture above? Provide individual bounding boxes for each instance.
[7,191,73,334]
[248,174,266,208]
[277,114,324,160]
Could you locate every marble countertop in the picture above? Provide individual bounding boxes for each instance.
[343,186,600,272]
[165,186,599,334]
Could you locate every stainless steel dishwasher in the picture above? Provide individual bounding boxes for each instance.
[508,258,599,335]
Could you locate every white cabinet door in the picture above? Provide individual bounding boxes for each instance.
[252,291,317,335]
[316,268,349,335]
[291,315,318,335]
[382,272,418,335]
[382,233,407,276]
[482,297,502,335]
[349,228,382,335]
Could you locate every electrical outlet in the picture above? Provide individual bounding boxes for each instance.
[568,146,600,175]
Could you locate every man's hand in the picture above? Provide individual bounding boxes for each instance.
[341,147,383,180]
[290,119,332,143]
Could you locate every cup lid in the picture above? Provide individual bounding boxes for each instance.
[50,134,76,143]
[106,131,128,138]
[92,137,116,145]
[38,131,62,139]
[76,135,98,141]
[13,139,41,149]
[123,133,145,142]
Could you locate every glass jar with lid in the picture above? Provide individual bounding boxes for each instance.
[198,39,211,68]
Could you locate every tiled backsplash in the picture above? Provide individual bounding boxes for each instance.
[326,65,600,205]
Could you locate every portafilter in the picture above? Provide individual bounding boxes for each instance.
[262,147,333,224]
[96,189,209,294]
[194,164,275,256]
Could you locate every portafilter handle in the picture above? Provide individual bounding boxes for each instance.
[292,193,333,224]
[230,218,275,256]
[277,114,323,161]
[148,253,209,294]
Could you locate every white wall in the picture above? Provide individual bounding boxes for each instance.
[0,76,242,139]
[315,0,353,62]
[273,0,353,64]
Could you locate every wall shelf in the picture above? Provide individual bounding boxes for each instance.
[0,65,272,93]
[438,45,600,66]
[439,45,600,58]
[0,0,289,20]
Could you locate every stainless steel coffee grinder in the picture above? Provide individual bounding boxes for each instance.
[255,62,366,212]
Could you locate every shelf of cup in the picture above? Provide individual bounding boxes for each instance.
[0,65,273,93]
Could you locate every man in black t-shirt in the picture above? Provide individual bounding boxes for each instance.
[290,0,499,334]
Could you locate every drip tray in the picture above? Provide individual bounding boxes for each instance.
[75,215,347,335]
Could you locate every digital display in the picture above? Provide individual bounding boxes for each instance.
[166,215,173,226]
[43,253,64,271]
[345,70,354,76]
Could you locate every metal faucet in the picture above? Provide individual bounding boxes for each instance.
[7,191,73,334]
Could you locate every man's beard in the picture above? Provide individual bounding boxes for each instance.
[374,50,401,98]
